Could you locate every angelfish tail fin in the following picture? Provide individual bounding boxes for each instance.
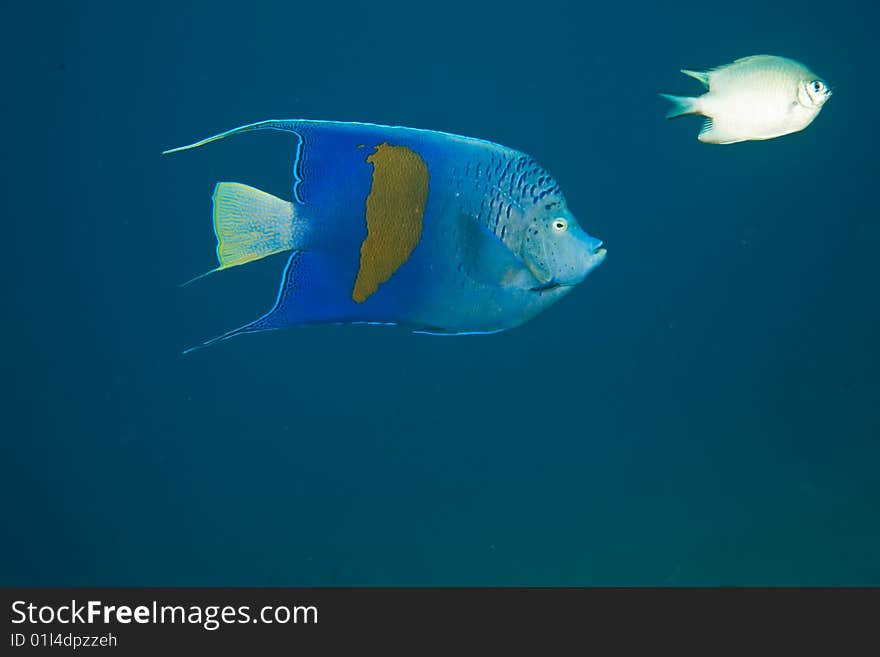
[659,93,703,119]
[182,182,308,284]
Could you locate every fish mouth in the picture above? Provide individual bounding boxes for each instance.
[589,247,608,266]
[529,245,607,292]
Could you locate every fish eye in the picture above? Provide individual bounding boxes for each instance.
[812,80,824,92]
[552,218,568,232]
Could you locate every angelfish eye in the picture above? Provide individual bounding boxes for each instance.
[552,218,568,232]
[812,80,823,92]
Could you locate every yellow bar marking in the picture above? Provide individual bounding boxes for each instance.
[352,143,429,303]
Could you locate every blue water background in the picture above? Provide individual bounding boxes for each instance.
[3,0,878,584]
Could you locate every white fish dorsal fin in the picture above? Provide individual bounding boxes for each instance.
[709,54,780,79]
[681,69,710,88]
[699,55,771,93]
[727,54,775,67]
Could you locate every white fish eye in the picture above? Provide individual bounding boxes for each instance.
[552,218,568,232]
[811,80,824,93]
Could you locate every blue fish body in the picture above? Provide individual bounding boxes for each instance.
[164,120,606,349]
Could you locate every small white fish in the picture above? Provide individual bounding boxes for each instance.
[661,54,832,144]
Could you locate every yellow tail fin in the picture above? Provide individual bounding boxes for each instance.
[183,182,300,285]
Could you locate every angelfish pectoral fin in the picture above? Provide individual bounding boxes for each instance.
[181,182,304,285]
[522,256,553,286]
[519,233,554,287]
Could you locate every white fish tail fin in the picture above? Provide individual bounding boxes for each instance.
[181,182,308,285]
[660,93,703,119]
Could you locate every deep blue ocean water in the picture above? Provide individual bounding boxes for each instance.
[3,0,878,585]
